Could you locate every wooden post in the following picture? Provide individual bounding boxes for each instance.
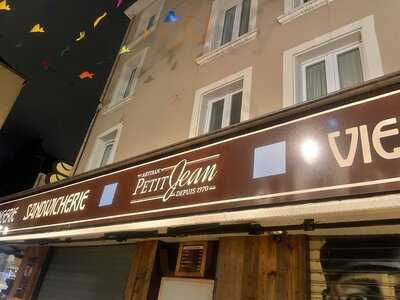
[124,240,158,300]
[8,246,50,300]
[215,235,308,300]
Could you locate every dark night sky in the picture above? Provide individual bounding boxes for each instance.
[0,0,135,195]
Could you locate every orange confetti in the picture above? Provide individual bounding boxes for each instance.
[143,28,150,39]
[79,71,95,79]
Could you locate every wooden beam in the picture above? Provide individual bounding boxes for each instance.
[8,246,50,300]
[215,235,308,300]
[124,240,158,300]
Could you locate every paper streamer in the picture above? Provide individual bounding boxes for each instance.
[79,71,95,79]
[0,0,10,11]
[119,45,130,54]
[30,24,45,33]
[94,12,107,28]
[75,31,86,42]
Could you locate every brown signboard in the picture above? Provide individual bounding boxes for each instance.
[1,90,400,237]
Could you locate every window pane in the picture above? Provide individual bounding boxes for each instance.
[239,0,251,36]
[208,99,225,132]
[123,68,137,99]
[146,15,156,30]
[305,61,327,101]
[338,48,363,89]
[99,142,114,167]
[230,91,242,125]
[221,6,236,46]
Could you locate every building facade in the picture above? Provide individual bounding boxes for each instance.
[0,60,24,129]
[2,0,400,299]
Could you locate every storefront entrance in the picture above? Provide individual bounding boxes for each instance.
[37,244,135,300]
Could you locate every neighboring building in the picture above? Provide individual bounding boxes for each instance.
[0,59,24,129]
[2,1,400,299]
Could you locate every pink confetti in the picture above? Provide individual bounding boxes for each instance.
[41,60,49,70]
[116,0,123,8]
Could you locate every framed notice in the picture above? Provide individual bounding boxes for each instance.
[157,277,214,300]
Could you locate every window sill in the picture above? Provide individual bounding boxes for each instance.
[102,98,131,115]
[195,30,258,66]
[277,0,334,25]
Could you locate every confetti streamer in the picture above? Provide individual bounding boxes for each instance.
[94,12,107,28]
[79,71,95,79]
[116,0,123,8]
[30,24,45,33]
[60,46,71,57]
[164,10,180,23]
[119,45,130,54]
[41,60,49,71]
[143,28,150,39]
[0,0,10,11]
[75,31,86,42]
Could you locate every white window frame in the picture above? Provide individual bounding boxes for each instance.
[283,15,383,107]
[300,42,364,102]
[189,66,252,137]
[128,0,165,47]
[196,0,258,65]
[85,123,123,171]
[203,90,242,133]
[278,0,334,24]
[105,47,148,114]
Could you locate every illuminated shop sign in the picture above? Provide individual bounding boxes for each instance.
[1,90,400,236]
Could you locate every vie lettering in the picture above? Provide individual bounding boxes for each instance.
[328,117,400,167]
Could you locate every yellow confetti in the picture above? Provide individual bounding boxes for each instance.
[30,24,45,33]
[119,45,130,54]
[0,0,10,11]
[143,28,150,39]
[94,12,107,28]
[75,31,86,42]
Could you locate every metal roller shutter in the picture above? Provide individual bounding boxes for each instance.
[37,244,135,300]
[310,237,400,300]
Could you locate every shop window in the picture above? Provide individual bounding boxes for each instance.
[132,0,164,42]
[0,253,22,298]
[107,48,147,111]
[282,16,383,107]
[310,237,400,300]
[197,0,257,64]
[86,124,122,171]
[299,43,364,102]
[190,67,252,137]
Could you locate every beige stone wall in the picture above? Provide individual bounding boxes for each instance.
[75,0,400,174]
[0,64,24,128]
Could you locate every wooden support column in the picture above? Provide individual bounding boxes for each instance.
[215,235,308,300]
[8,246,50,300]
[124,240,158,300]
